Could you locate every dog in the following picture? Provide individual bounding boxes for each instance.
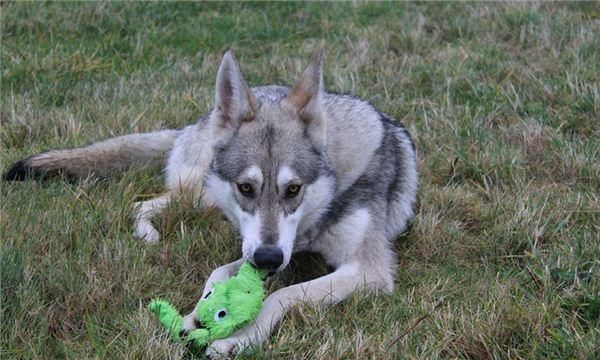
[4,50,418,357]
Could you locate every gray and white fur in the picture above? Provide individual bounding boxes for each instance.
[4,50,418,358]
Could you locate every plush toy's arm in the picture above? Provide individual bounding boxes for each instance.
[147,300,184,341]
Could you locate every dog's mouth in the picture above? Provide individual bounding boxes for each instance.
[247,256,286,275]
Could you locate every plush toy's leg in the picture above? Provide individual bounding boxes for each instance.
[187,328,211,347]
[182,258,244,332]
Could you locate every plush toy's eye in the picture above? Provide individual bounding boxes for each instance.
[214,308,227,322]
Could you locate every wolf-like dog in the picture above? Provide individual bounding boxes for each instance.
[4,50,418,357]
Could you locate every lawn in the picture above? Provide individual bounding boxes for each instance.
[1,2,599,359]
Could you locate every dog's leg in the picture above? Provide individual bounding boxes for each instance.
[205,260,387,358]
[132,192,172,243]
[181,259,244,331]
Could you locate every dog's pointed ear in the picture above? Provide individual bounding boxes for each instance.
[284,50,326,150]
[212,50,257,137]
[286,50,324,111]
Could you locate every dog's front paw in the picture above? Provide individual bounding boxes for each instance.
[205,337,247,359]
[181,312,200,334]
[133,223,160,244]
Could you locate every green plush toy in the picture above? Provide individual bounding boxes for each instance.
[148,262,267,348]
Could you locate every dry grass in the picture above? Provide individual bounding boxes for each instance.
[2,3,599,359]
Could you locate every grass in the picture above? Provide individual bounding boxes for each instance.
[1,2,599,359]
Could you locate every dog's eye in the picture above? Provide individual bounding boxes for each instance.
[214,308,227,322]
[286,184,301,198]
[237,183,253,197]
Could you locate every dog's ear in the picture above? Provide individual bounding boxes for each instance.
[212,50,257,137]
[285,50,326,150]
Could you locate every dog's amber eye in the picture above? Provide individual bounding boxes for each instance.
[238,183,253,196]
[286,184,301,197]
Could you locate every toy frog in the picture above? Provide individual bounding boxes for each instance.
[148,262,267,348]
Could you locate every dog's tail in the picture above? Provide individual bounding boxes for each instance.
[3,129,181,180]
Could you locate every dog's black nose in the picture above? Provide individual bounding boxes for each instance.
[253,245,283,271]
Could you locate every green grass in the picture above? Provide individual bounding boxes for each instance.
[1,2,599,359]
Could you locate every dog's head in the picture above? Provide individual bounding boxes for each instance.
[204,51,335,272]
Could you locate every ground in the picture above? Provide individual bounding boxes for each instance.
[1,2,598,359]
